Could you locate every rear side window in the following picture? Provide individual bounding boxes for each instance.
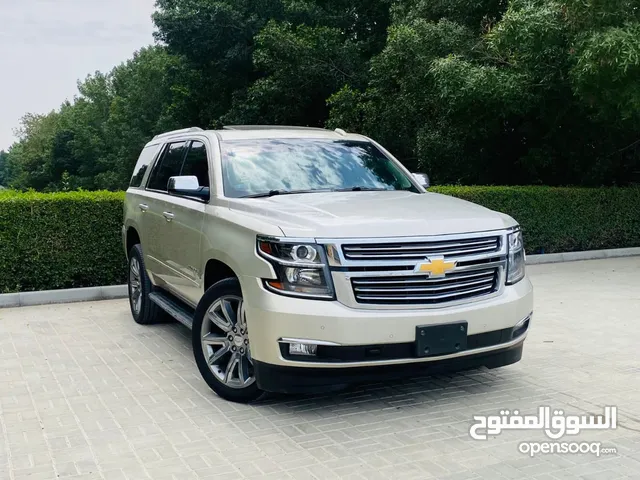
[130,144,160,188]
[147,142,187,191]
[181,141,210,187]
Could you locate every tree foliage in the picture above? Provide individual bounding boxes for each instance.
[4,0,640,190]
[329,0,640,185]
[0,150,8,187]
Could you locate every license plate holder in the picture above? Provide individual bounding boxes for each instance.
[415,322,468,357]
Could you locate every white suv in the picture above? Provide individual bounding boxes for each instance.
[123,126,533,402]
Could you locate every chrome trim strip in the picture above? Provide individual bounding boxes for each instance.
[515,312,533,328]
[333,255,505,269]
[320,230,508,269]
[327,253,508,269]
[343,260,505,277]
[277,332,528,367]
[278,338,342,346]
[351,270,494,285]
[344,247,498,259]
[354,284,495,302]
[342,239,498,252]
[353,277,494,293]
[263,281,334,300]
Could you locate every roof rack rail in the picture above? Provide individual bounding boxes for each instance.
[153,127,203,140]
[223,125,327,131]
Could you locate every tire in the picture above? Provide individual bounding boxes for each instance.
[192,278,263,403]
[127,244,165,325]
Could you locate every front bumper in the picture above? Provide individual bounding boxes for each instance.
[255,339,525,394]
[241,274,533,368]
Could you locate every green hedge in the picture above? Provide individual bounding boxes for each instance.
[0,187,638,293]
[432,186,640,255]
[0,191,126,293]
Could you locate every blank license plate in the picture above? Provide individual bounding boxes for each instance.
[415,322,468,357]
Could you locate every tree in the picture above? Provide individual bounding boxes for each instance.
[152,0,390,127]
[4,46,185,191]
[4,0,640,190]
[329,0,640,185]
[222,20,366,126]
[0,150,8,186]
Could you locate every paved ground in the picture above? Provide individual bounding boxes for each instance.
[1,257,640,480]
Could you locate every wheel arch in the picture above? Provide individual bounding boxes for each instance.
[204,258,239,291]
[125,226,141,259]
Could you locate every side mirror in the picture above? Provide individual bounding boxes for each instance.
[412,173,430,189]
[167,175,210,201]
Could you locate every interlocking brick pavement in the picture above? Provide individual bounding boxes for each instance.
[1,257,640,480]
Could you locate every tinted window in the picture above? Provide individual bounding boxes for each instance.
[181,141,210,187]
[130,144,160,188]
[147,142,187,191]
[221,139,417,198]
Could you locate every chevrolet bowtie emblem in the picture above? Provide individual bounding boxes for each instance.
[414,256,456,277]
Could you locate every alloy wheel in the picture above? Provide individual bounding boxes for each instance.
[200,295,255,388]
[129,257,142,315]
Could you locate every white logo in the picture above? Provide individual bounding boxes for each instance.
[469,406,617,441]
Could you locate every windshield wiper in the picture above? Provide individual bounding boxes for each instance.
[242,186,391,198]
[242,189,327,198]
[332,186,391,192]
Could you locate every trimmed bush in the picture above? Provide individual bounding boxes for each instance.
[0,187,638,293]
[433,186,640,255]
[0,191,126,293]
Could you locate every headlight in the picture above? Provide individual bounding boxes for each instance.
[257,237,334,299]
[506,229,526,285]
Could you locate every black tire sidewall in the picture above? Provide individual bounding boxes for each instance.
[192,278,262,403]
[127,244,155,324]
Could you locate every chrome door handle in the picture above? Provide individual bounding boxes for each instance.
[162,211,175,222]
[139,203,149,212]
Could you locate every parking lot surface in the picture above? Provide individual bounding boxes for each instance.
[1,257,640,480]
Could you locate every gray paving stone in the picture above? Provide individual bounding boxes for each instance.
[0,257,639,479]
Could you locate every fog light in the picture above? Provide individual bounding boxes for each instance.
[512,313,532,339]
[289,343,318,356]
[515,312,532,329]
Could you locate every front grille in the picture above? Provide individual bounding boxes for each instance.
[342,235,501,261]
[351,267,499,305]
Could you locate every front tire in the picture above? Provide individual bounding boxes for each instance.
[192,278,263,403]
[127,244,165,325]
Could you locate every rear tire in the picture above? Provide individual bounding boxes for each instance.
[127,244,165,325]
[192,278,264,403]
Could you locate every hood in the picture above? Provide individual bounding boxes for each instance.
[227,191,517,238]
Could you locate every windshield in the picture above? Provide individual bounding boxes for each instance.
[220,139,418,198]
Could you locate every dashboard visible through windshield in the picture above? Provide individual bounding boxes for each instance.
[220,139,418,198]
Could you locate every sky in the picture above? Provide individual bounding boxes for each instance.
[0,0,156,150]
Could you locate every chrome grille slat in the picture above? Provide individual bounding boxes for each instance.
[352,270,494,286]
[351,267,499,305]
[355,284,495,302]
[343,239,497,252]
[342,235,500,261]
[354,276,493,293]
[344,245,498,259]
